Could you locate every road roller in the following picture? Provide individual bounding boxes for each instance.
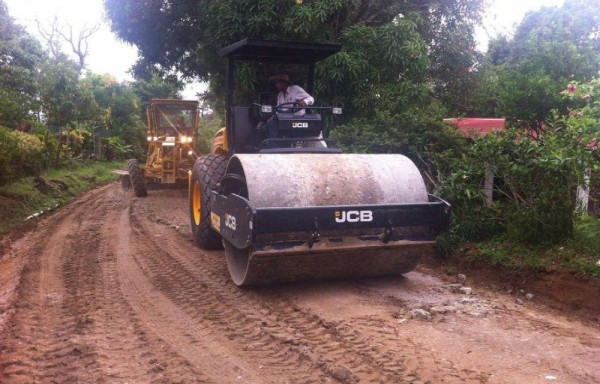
[189,39,450,286]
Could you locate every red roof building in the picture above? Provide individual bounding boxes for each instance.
[444,118,505,138]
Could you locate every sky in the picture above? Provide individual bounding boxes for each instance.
[476,0,565,50]
[5,0,137,81]
[4,0,566,99]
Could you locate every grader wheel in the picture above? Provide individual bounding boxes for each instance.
[189,154,228,249]
[127,159,147,197]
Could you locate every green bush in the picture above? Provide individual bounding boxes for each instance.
[65,122,96,159]
[15,131,46,176]
[439,121,592,245]
[0,127,16,184]
[107,136,133,160]
[37,130,59,167]
[0,126,48,185]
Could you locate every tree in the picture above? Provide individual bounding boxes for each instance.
[105,1,399,79]
[0,0,46,127]
[488,0,600,129]
[88,74,148,159]
[130,74,181,113]
[104,0,485,116]
[38,56,98,128]
[36,16,100,70]
[403,1,487,116]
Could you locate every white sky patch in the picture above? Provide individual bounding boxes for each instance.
[5,0,139,82]
[476,0,565,50]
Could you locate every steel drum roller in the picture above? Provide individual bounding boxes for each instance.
[221,154,434,286]
[226,154,429,207]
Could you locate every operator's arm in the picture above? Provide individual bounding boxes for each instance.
[291,85,314,107]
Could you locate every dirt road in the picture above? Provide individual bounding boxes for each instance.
[0,183,598,383]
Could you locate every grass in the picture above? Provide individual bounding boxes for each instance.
[465,214,600,277]
[0,160,124,235]
[562,215,600,275]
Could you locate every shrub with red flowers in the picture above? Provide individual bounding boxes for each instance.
[562,79,600,213]
[561,79,600,146]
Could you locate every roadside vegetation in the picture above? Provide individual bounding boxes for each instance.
[472,214,600,276]
[1,0,599,276]
[0,160,122,235]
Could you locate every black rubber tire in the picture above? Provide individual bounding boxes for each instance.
[189,154,228,249]
[127,159,148,197]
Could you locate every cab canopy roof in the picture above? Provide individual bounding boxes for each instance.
[218,38,341,64]
[150,99,198,107]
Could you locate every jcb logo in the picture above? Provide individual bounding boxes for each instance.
[335,210,373,223]
[292,122,308,128]
[224,214,237,230]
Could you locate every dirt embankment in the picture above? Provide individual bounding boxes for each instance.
[0,183,598,383]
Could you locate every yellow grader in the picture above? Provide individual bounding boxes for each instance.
[189,39,450,286]
[128,99,199,196]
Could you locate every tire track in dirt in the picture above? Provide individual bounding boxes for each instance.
[0,186,112,383]
[129,197,489,383]
[0,186,203,383]
[128,202,346,383]
[0,247,23,332]
[81,188,203,383]
[253,292,490,383]
[115,205,271,383]
[343,315,489,383]
[2,183,598,383]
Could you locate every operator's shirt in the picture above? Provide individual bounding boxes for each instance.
[277,84,314,116]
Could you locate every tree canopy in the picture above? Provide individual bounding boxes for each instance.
[0,0,184,177]
[487,0,600,128]
[0,0,46,126]
[104,0,486,119]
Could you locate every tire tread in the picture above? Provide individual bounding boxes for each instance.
[190,154,228,249]
[128,159,148,197]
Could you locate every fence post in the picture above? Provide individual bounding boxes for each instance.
[576,168,591,214]
[484,167,494,208]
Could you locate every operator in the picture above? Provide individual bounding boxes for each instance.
[264,73,314,138]
[270,72,314,112]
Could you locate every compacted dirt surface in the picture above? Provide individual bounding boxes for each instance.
[0,183,599,383]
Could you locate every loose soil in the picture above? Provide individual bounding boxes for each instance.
[0,183,598,383]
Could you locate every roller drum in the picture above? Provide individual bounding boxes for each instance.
[225,153,428,207]
[221,153,432,286]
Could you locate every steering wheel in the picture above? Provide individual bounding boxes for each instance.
[275,101,303,113]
